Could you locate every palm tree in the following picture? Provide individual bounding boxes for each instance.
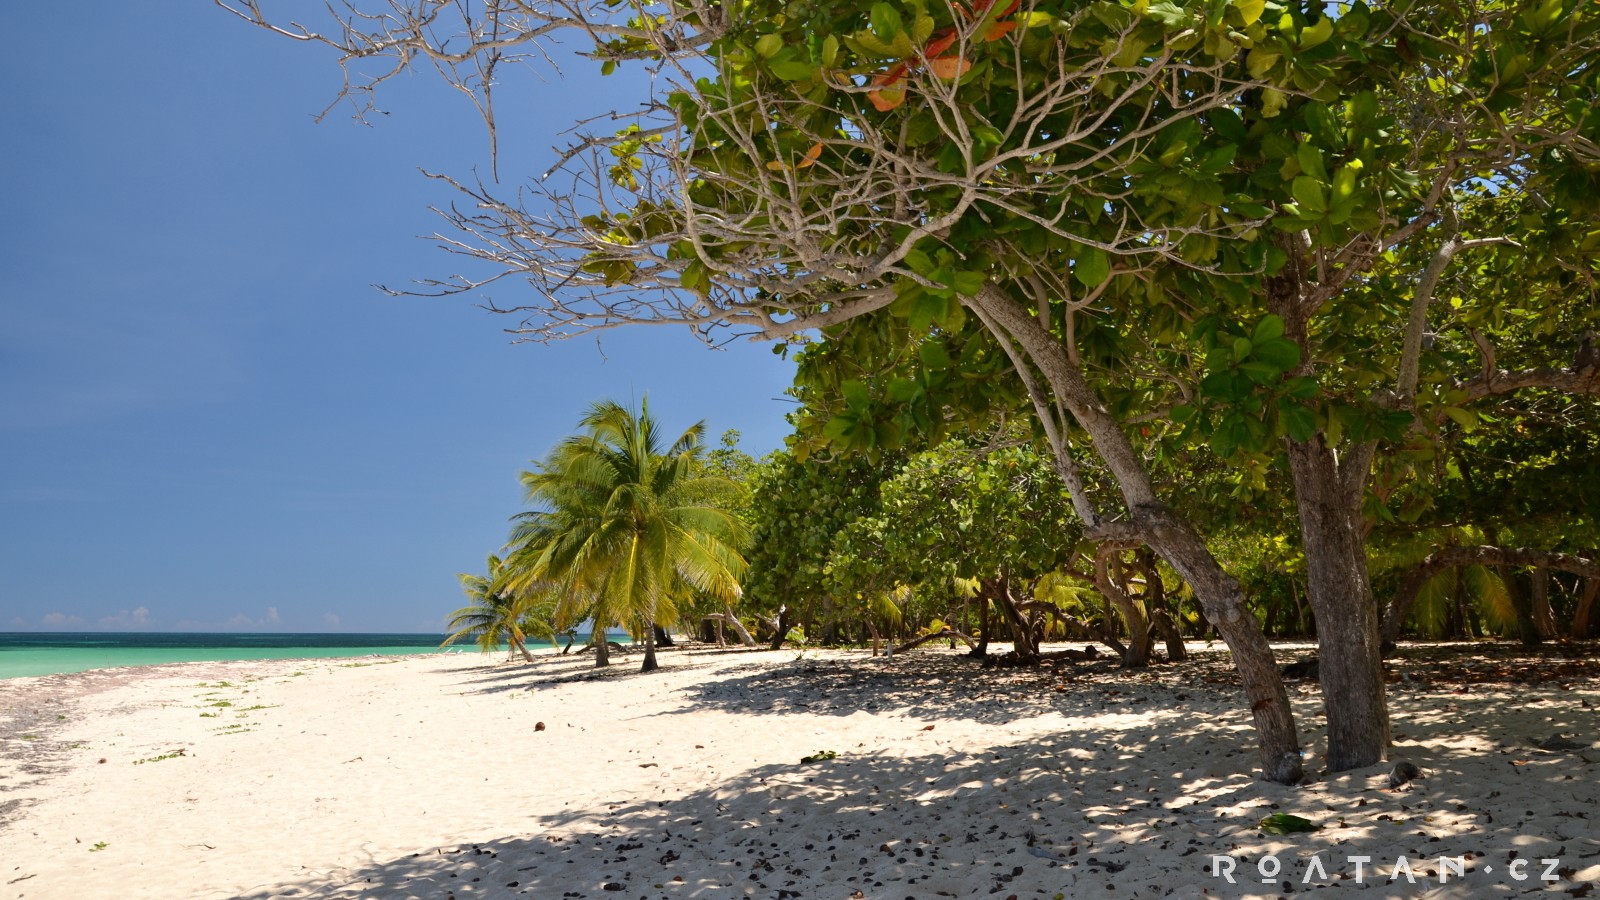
[502,398,748,672]
[441,555,555,661]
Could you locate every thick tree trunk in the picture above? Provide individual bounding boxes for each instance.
[1146,515,1306,784]
[991,577,1039,664]
[513,634,535,663]
[1530,568,1558,640]
[593,632,610,668]
[1503,568,1545,647]
[1094,545,1152,667]
[970,594,991,658]
[1573,577,1599,639]
[767,606,791,651]
[653,624,676,648]
[1286,436,1390,772]
[970,286,1302,783]
[1140,549,1188,662]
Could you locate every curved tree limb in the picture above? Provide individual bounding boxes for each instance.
[1381,546,1600,644]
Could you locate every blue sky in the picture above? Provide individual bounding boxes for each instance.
[0,7,798,632]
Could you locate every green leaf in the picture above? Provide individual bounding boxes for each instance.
[1246,47,1281,79]
[841,379,870,410]
[755,34,783,58]
[1240,360,1280,384]
[951,270,986,297]
[870,3,904,41]
[1291,175,1328,214]
[1298,16,1334,49]
[1331,159,1363,202]
[1210,107,1247,143]
[1259,813,1321,834]
[1252,314,1285,344]
[1282,375,1319,399]
[821,34,841,66]
[1234,0,1266,26]
[1279,399,1318,441]
[904,248,936,275]
[1260,87,1288,118]
[919,341,951,370]
[1232,336,1255,363]
[1074,247,1111,286]
[1170,403,1199,424]
[1442,407,1478,430]
[1146,1,1192,26]
[768,59,817,81]
[886,378,920,402]
[909,293,948,333]
[1253,337,1301,371]
[1295,143,1327,181]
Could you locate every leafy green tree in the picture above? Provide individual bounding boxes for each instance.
[828,437,1088,662]
[441,555,555,661]
[742,449,900,647]
[504,399,749,672]
[228,0,1600,781]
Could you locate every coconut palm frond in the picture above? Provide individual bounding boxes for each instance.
[1407,568,1457,639]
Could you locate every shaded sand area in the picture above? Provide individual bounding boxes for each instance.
[2,643,1597,899]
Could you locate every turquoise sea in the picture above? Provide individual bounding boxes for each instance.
[0,632,570,679]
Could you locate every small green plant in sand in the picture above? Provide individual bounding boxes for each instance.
[90,842,108,852]
[207,701,233,708]
[236,704,278,712]
[199,712,219,718]
[211,724,252,734]
[19,734,42,741]
[800,750,838,764]
[133,750,186,765]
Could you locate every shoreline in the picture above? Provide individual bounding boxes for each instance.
[2,643,1596,898]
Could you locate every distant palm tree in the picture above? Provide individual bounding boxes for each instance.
[503,399,748,672]
[441,555,555,661]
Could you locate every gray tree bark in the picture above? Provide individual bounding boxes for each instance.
[970,287,1303,784]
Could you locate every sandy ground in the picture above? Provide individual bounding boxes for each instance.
[1,642,1597,900]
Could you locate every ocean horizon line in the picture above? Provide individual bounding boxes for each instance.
[0,631,617,680]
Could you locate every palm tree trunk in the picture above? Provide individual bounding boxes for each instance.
[641,619,660,672]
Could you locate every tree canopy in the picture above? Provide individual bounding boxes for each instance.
[228,0,1600,782]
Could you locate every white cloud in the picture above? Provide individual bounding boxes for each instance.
[40,612,84,627]
[323,612,341,629]
[224,608,282,630]
[98,606,151,629]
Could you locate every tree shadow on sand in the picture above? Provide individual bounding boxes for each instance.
[241,647,1598,900]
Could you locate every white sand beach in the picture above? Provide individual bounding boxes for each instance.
[2,643,1597,899]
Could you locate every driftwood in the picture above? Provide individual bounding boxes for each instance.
[1381,546,1600,644]
[575,641,629,655]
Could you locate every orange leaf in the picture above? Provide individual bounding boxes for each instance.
[796,142,824,169]
[868,86,906,111]
[924,30,959,58]
[928,55,973,80]
[983,20,1018,41]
